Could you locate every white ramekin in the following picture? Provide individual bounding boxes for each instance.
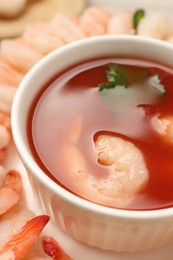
[11,35,173,252]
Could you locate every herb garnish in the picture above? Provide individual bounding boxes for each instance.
[99,65,128,91]
[98,64,166,114]
[98,64,166,96]
[133,9,145,30]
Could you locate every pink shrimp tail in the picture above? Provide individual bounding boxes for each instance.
[42,236,72,260]
[0,215,50,259]
[0,170,22,215]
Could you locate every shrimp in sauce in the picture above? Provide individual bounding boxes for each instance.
[61,123,149,208]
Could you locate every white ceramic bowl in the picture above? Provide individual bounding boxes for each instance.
[11,35,173,253]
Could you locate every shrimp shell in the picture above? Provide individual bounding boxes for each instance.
[0,215,50,259]
[0,204,34,247]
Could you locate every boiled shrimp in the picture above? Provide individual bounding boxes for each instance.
[0,84,16,114]
[0,38,43,74]
[61,119,149,208]
[152,115,173,142]
[0,204,35,248]
[107,11,135,35]
[0,170,22,216]
[0,124,10,167]
[0,165,5,186]
[23,22,65,55]
[0,124,10,150]
[0,58,21,127]
[0,111,11,129]
[0,57,24,87]
[51,12,86,43]
[137,12,173,40]
[0,202,60,259]
[0,213,50,259]
[78,6,111,36]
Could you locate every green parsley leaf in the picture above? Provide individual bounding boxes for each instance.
[99,65,128,92]
[133,9,145,30]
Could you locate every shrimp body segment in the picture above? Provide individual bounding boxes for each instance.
[95,135,148,204]
[0,215,50,260]
[62,120,149,208]
[0,170,22,216]
[95,135,149,199]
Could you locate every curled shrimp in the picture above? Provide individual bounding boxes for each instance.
[78,6,112,36]
[0,38,43,74]
[61,119,149,208]
[23,22,65,56]
[51,12,86,44]
[107,11,135,35]
[0,170,22,216]
[0,215,50,259]
[0,57,23,87]
[137,12,173,40]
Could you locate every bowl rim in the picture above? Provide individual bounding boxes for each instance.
[11,35,173,220]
